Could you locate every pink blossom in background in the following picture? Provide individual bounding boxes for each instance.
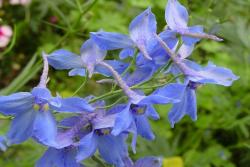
[9,0,31,6]
[0,25,13,48]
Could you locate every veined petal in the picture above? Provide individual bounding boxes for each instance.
[80,39,107,77]
[112,103,134,136]
[124,66,154,87]
[36,147,81,167]
[119,48,135,59]
[7,110,36,144]
[182,25,204,45]
[48,49,83,70]
[97,134,127,167]
[0,92,33,116]
[69,68,86,77]
[76,132,97,162]
[129,8,157,60]
[95,60,129,77]
[134,115,155,140]
[90,31,134,50]
[134,156,162,167]
[33,111,57,147]
[168,87,196,127]
[165,0,189,30]
[55,97,94,113]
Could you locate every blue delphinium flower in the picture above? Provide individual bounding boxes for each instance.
[165,0,222,46]
[48,39,128,78]
[91,8,157,60]
[0,53,93,147]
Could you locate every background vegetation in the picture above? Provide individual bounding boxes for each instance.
[0,0,249,166]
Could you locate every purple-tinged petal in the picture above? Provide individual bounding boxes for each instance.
[134,156,162,167]
[76,132,97,162]
[134,115,155,140]
[55,97,94,113]
[48,49,83,70]
[90,31,134,50]
[119,48,135,59]
[95,60,129,77]
[165,0,189,30]
[59,116,81,128]
[33,111,57,147]
[168,87,196,127]
[7,110,36,144]
[0,92,33,116]
[182,25,204,45]
[129,8,157,60]
[36,147,81,167]
[97,134,128,167]
[124,66,154,87]
[80,39,107,77]
[112,103,134,136]
[69,68,86,77]
[177,43,194,59]
[92,114,116,130]
[145,105,159,120]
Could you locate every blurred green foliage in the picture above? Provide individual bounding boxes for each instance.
[0,0,249,166]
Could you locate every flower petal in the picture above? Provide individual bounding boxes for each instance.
[31,87,52,101]
[119,47,135,59]
[97,134,127,167]
[0,92,33,116]
[7,110,36,144]
[178,43,194,59]
[80,39,107,77]
[68,68,86,77]
[165,0,189,30]
[145,105,159,120]
[182,25,204,45]
[112,103,134,136]
[134,115,155,140]
[90,31,134,50]
[134,156,162,167]
[76,132,97,162]
[129,8,157,60]
[55,97,94,113]
[33,111,57,147]
[48,49,83,70]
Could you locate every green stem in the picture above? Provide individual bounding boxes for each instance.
[91,155,107,167]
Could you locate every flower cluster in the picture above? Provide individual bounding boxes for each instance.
[0,0,238,167]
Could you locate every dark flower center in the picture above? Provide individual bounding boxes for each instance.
[94,128,112,136]
[130,104,146,115]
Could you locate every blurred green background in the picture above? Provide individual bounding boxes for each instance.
[0,0,250,166]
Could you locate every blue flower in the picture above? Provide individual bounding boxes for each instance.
[47,39,128,78]
[165,0,222,46]
[91,8,157,60]
[133,156,162,167]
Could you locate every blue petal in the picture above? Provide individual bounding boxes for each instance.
[165,0,189,30]
[95,60,129,77]
[178,43,194,59]
[134,156,162,167]
[112,103,134,136]
[69,68,86,77]
[0,92,33,116]
[36,147,81,167]
[48,49,83,70]
[124,66,154,87]
[80,39,107,77]
[76,132,97,162]
[55,97,94,113]
[145,105,159,120]
[31,87,52,101]
[59,116,81,128]
[134,115,155,140]
[90,31,134,50]
[182,25,204,45]
[119,47,135,59]
[129,8,157,60]
[139,83,186,104]
[97,134,127,167]
[33,111,57,147]
[184,60,239,86]
[168,87,197,127]
[7,110,36,144]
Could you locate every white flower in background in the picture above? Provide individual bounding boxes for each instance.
[0,25,13,48]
